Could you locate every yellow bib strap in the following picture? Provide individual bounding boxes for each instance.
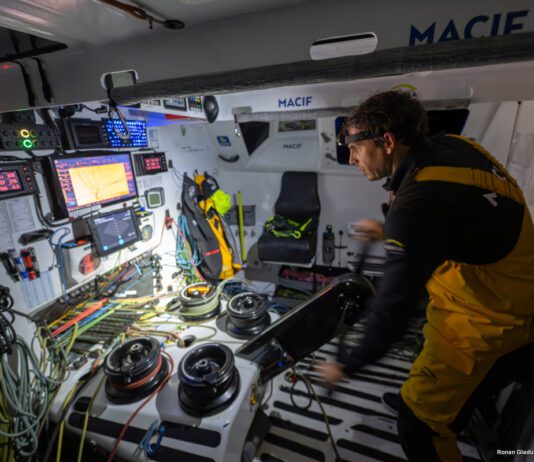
[446,135,519,186]
[414,135,525,205]
[415,166,524,204]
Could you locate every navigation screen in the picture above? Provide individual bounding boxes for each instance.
[0,170,22,194]
[53,153,137,214]
[88,207,141,256]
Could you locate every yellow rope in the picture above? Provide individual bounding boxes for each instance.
[65,323,79,353]
[56,382,82,462]
[77,377,106,462]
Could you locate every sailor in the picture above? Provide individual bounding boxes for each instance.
[317,90,534,461]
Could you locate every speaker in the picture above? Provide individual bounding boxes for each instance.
[203,96,219,123]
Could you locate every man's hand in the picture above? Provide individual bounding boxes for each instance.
[315,361,345,385]
[350,218,384,241]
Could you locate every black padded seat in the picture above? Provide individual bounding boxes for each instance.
[258,171,320,264]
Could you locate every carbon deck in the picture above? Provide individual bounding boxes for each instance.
[256,336,482,462]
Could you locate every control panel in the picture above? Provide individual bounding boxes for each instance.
[0,123,57,150]
[133,152,167,176]
[0,161,38,199]
[163,98,187,111]
[187,96,203,112]
[103,119,148,148]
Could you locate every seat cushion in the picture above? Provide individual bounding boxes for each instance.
[258,232,317,264]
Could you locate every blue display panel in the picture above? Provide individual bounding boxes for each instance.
[103,119,148,148]
[53,153,137,214]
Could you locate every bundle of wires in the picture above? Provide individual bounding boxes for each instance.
[0,286,65,459]
[48,258,155,350]
[49,227,72,303]
[175,215,203,284]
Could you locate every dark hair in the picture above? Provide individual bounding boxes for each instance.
[344,91,428,145]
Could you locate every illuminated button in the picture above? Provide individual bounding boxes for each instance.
[20,129,30,138]
[22,139,33,148]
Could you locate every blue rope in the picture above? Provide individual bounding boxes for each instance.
[175,215,203,282]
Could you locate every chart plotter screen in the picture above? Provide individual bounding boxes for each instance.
[53,153,137,214]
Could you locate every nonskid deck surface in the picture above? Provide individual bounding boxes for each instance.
[255,329,482,462]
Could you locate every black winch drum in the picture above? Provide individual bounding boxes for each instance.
[177,282,220,321]
[178,343,240,416]
[225,292,270,338]
[104,337,169,404]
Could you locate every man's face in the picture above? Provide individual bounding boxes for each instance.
[347,127,390,181]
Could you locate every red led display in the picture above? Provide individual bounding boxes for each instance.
[144,157,162,171]
[0,170,22,194]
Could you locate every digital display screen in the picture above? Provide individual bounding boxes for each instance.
[103,119,148,148]
[163,98,187,111]
[0,170,22,194]
[278,120,316,132]
[88,207,141,256]
[144,157,162,171]
[73,124,104,145]
[53,153,137,214]
[134,152,167,175]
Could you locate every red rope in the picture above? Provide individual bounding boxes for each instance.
[107,351,174,461]
[109,355,162,390]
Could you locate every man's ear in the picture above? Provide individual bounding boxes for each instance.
[382,132,397,155]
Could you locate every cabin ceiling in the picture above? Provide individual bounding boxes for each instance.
[0,0,533,113]
[0,0,308,49]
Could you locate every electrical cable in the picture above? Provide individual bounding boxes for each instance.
[291,367,342,461]
[41,369,100,462]
[107,103,130,141]
[80,104,107,114]
[33,193,71,229]
[106,351,174,461]
[77,376,106,462]
[7,61,35,107]
[0,337,64,458]
[55,380,84,462]
[32,59,53,103]
[174,216,204,283]
[260,380,274,408]
[289,376,313,411]
[99,0,185,30]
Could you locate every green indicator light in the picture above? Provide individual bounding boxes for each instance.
[22,139,33,148]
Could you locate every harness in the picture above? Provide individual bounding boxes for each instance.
[264,215,313,239]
